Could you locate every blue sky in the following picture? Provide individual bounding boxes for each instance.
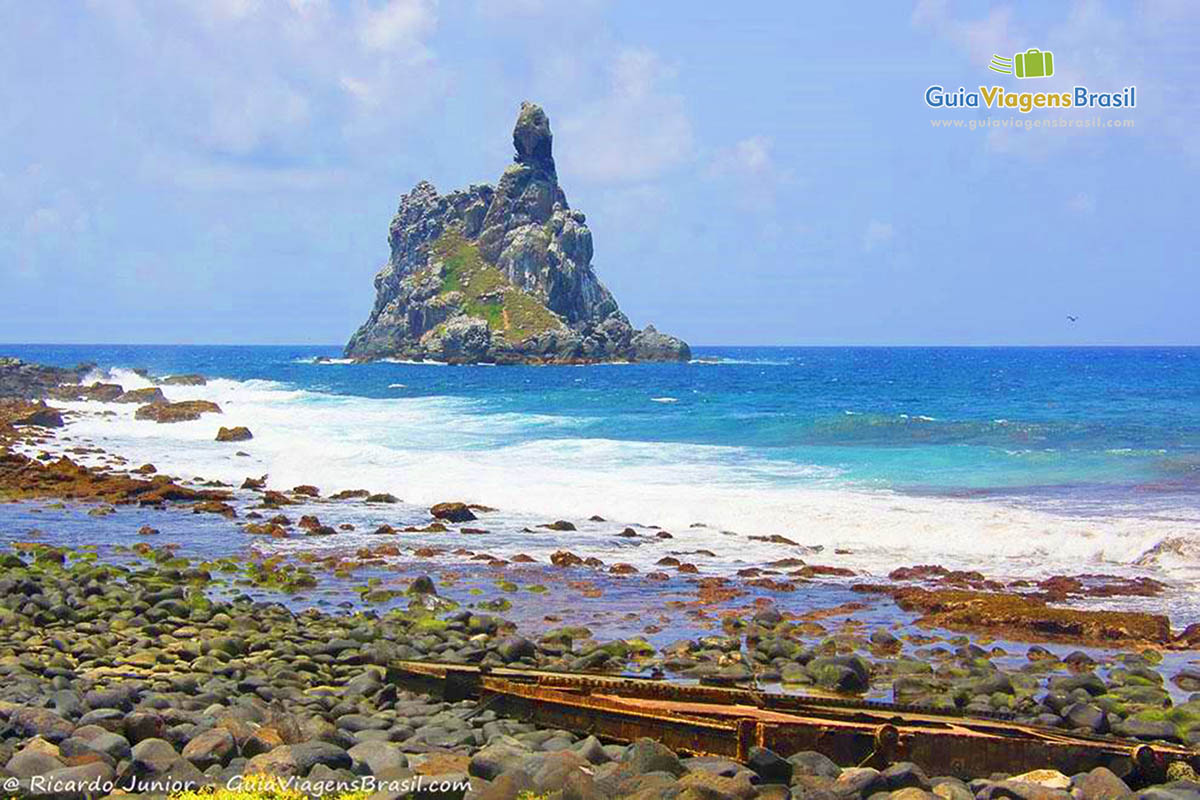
[2,0,1197,346]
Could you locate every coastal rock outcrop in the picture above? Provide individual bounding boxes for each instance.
[0,358,93,400]
[344,102,690,364]
[134,400,222,424]
[114,387,167,404]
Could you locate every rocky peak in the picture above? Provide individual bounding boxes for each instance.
[512,101,556,179]
[344,102,690,365]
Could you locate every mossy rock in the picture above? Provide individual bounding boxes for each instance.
[430,232,564,343]
[595,639,655,660]
[478,598,512,612]
[1094,694,1129,717]
[780,663,812,685]
[541,626,593,643]
[362,589,403,604]
[1109,684,1171,707]
[1010,673,1040,694]
[889,658,934,676]
[1110,666,1164,687]
[413,618,449,632]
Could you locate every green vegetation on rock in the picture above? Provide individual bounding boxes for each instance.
[432,231,562,343]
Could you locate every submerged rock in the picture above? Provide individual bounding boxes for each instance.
[11,404,64,428]
[431,502,477,522]
[114,387,167,404]
[161,373,207,386]
[48,381,124,402]
[854,585,1176,648]
[134,400,222,423]
[344,102,689,365]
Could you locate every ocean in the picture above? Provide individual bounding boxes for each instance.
[4,344,1199,620]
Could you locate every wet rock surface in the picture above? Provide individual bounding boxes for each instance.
[134,400,223,424]
[215,426,253,442]
[0,542,1196,800]
[4,358,1200,798]
[853,585,1178,648]
[0,358,93,400]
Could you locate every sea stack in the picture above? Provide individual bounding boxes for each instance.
[344,102,690,364]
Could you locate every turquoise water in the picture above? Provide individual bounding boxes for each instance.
[10,344,1199,493]
[4,345,1199,586]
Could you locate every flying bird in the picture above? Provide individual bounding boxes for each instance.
[1067,315,1078,323]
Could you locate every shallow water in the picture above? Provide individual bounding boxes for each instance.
[5,497,1198,704]
[4,344,1200,620]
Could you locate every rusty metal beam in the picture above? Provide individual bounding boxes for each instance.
[387,660,1198,784]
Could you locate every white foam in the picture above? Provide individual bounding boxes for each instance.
[41,374,1200,588]
[379,358,450,366]
[690,358,792,366]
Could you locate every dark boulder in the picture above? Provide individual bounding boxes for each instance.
[12,405,64,428]
[215,426,253,442]
[431,502,476,522]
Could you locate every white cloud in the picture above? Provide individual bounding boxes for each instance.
[863,220,894,253]
[475,0,607,19]
[912,0,1016,67]
[22,197,89,238]
[475,0,548,16]
[10,196,91,280]
[139,150,350,192]
[1067,191,1096,214]
[83,0,442,162]
[556,48,693,184]
[707,136,793,212]
[339,75,377,105]
[711,136,774,176]
[196,0,264,25]
[359,0,437,54]
[24,208,63,236]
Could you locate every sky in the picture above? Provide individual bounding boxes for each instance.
[2,0,1197,346]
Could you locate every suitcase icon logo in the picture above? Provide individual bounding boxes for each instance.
[989,48,1055,79]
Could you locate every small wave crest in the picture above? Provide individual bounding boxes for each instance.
[45,364,1200,586]
[293,357,354,365]
[690,357,793,366]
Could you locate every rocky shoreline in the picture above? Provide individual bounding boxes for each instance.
[3,357,1200,798]
[4,546,1200,800]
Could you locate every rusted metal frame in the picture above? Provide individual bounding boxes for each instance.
[481,680,748,759]
[486,683,1190,781]
[387,660,1200,782]
[396,661,1017,722]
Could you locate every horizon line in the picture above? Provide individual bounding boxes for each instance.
[3,342,1200,350]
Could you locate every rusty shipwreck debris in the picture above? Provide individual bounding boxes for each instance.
[389,660,1198,785]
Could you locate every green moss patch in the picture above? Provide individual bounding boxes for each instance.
[431,231,563,343]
